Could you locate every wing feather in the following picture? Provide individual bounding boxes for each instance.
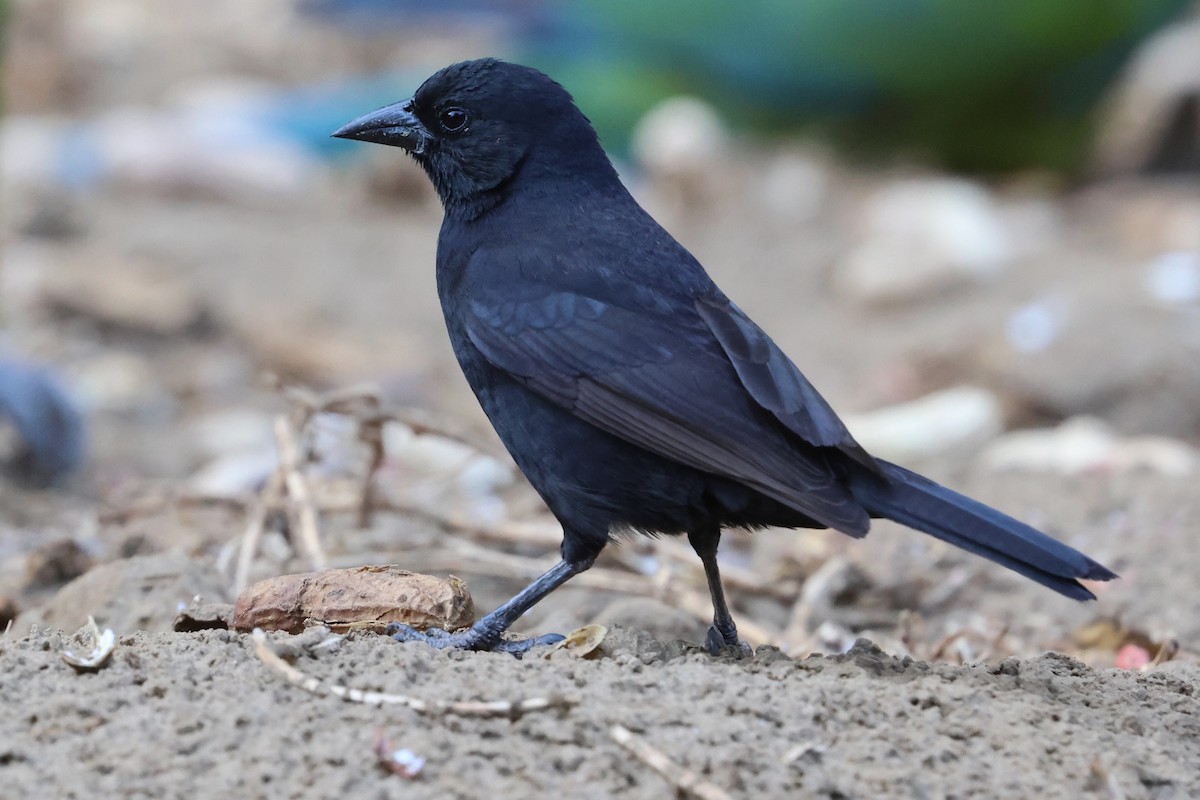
[464,286,869,534]
[695,295,880,473]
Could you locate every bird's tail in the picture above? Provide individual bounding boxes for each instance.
[852,460,1117,600]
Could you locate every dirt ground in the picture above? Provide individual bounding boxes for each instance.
[3,460,1199,799]
[4,4,1200,798]
[1,627,1197,800]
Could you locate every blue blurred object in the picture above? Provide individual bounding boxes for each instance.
[258,72,433,160]
[19,72,431,192]
[302,0,1192,172]
[0,359,85,488]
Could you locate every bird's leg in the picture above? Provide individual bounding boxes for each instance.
[388,556,593,656]
[687,525,752,657]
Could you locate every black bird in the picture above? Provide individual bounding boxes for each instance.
[333,59,1116,655]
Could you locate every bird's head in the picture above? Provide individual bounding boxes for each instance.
[334,59,615,217]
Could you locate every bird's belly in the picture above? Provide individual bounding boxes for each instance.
[469,366,706,535]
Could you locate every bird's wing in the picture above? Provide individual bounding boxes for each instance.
[694,294,880,474]
[462,280,869,534]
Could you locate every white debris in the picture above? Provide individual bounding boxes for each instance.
[1,81,319,196]
[186,409,275,461]
[61,616,116,672]
[979,416,1197,477]
[631,96,728,178]
[381,423,515,522]
[71,351,166,413]
[835,178,1013,304]
[843,386,1004,462]
[386,749,425,776]
[1005,295,1072,354]
[758,151,829,223]
[1144,251,1200,306]
[189,447,278,496]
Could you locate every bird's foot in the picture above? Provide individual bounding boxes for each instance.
[704,625,753,658]
[387,623,564,657]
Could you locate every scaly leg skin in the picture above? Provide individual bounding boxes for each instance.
[388,558,588,656]
[688,525,753,657]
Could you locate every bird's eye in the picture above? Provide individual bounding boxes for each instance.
[438,107,470,134]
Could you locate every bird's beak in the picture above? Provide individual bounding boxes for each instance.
[332,99,432,155]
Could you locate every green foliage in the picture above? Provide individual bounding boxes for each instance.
[539,0,1188,172]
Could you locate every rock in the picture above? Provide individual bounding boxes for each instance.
[39,255,205,336]
[1099,182,1200,255]
[381,424,514,524]
[15,550,229,634]
[1,0,84,112]
[981,285,1200,438]
[0,595,18,630]
[842,386,1004,462]
[631,96,729,220]
[23,538,95,592]
[834,178,1013,304]
[89,98,318,198]
[188,447,277,496]
[1004,294,1071,354]
[1,91,320,198]
[232,566,475,634]
[70,352,167,414]
[631,96,728,179]
[1091,16,1200,175]
[385,425,512,492]
[186,409,275,461]
[234,308,426,384]
[757,150,829,223]
[979,416,1197,477]
[185,409,277,495]
[173,599,234,632]
[1143,250,1200,306]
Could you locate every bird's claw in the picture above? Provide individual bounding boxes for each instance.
[387,623,472,649]
[704,625,753,658]
[386,623,565,657]
[495,632,566,655]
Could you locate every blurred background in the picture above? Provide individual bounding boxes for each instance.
[2,0,1199,661]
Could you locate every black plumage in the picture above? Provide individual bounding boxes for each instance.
[333,59,1115,654]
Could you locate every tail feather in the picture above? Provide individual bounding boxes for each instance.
[853,461,1117,600]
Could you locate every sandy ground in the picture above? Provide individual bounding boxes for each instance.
[1,626,1197,800]
[2,438,1199,799]
[4,7,1200,798]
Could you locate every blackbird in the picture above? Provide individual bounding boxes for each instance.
[333,59,1115,655]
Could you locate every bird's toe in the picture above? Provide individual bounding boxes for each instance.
[386,622,563,658]
[704,625,753,658]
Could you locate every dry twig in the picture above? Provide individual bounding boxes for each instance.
[273,416,326,571]
[250,629,576,718]
[610,724,733,800]
[234,469,285,595]
[1088,759,1127,800]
